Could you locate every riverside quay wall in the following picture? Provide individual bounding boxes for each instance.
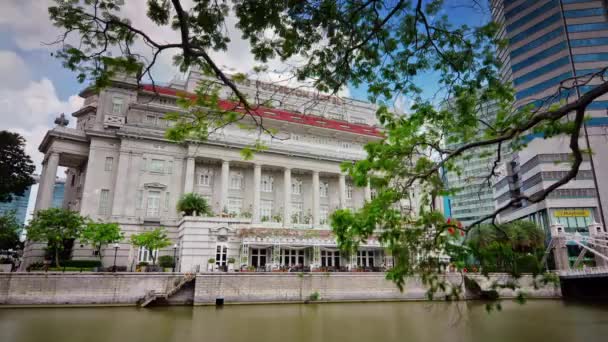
[0,272,561,306]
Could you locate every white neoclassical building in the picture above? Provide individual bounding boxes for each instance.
[24,68,392,272]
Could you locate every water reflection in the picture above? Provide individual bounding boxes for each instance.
[1,301,608,342]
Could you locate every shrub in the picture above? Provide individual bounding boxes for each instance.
[137,261,149,267]
[0,257,12,264]
[60,260,102,268]
[177,193,213,216]
[208,258,216,264]
[26,262,44,271]
[158,255,175,268]
[228,257,235,264]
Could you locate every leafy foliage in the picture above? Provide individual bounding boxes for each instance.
[27,208,86,267]
[130,227,172,265]
[158,255,175,268]
[46,0,608,294]
[79,222,124,259]
[0,131,35,203]
[176,192,213,216]
[0,211,22,251]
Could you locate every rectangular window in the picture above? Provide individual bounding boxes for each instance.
[251,248,267,268]
[292,202,303,223]
[166,160,173,174]
[199,173,211,186]
[149,159,164,173]
[136,190,144,209]
[165,192,170,211]
[260,200,273,221]
[261,175,274,192]
[138,246,158,263]
[292,178,302,195]
[146,115,157,125]
[357,250,375,267]
[141,157,147,172]
[320,181,329,198]
[228,197,242,215]
[146,191,161,217]
[346,183,353,200]
[99,189,110,215]
[230,172,243,190]
[321,250,340,267]
[281,249,305,267]
[111,97,123,114]
[320,205,329,225]
[104,157,114,171]
[216,245,228,266]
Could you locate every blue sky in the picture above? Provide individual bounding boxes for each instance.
[0,0,488,172]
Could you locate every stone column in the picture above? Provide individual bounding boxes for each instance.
[364,182,372,201]
[312,171,320,226]
[339,174,346,209]
[111,151,130,217]
[183,157,195,194]
[283,167,292,227]
[252,163,262,223]
[220,160,230,213]
[35,152,60,211]
[550,224,570,271]
[588,222,608,268]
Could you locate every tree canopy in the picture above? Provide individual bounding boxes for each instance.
[0,131,35,203]
[47,0,606,292]
[130,227,172,265]
[27,208,87,267]
[0,211,22,251]
[80,221,124,259]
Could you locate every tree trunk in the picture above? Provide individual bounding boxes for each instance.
[55,248,60,268]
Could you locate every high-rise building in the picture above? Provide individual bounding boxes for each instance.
[444,102,510,226]
[490,0,608,233]
[0,187,32,226]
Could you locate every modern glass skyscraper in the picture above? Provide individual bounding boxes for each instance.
[0,186,32,226]
[490,0,608,233]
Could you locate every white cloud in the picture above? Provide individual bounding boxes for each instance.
[0,51,83,173]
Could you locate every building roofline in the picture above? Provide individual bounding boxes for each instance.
[139,84,383,138]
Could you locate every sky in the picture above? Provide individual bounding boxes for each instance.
[0,0,488,175]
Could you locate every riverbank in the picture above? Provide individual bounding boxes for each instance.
[0,272,561,306]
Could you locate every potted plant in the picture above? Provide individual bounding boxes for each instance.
[227,257,235,272]
[208,258,216,272]
[176,193,213,216]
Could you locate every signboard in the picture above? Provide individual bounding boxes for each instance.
[554,209,591,217]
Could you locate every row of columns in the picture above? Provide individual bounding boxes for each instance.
[184,157,372,226]
[35,152,60,211]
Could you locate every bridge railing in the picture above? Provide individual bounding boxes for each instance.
[558,266,608,277]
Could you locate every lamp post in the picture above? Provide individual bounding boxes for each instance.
[172,244,178,272]
[113,243,119,272]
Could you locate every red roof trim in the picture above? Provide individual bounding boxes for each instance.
[140,84,382,137]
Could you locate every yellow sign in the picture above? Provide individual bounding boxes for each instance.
[554,209,590,217]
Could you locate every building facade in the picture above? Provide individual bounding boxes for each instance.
[24,69,391,272]
[444,102,511,226]
[490,0,608,234]
[0,187,32,226]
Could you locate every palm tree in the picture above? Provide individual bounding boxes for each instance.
[176,193,213,216]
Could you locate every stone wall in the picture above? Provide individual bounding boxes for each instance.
[194,273,458,304]
[194,273,561,305]
[0,272,192,305]
[0,272,561,306]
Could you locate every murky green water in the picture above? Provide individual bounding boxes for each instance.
[1,301,608,342]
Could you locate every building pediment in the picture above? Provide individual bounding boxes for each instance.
[143,182,167,189]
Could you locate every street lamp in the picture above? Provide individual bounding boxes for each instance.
[173,244,178,272]
[113,243,119,272]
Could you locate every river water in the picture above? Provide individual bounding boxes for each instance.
[1,300,607,342]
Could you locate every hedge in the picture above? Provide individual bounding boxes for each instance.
[60,260,102,268]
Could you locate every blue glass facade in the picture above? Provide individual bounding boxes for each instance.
[0,186,32,226]
[500,0,608,112]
